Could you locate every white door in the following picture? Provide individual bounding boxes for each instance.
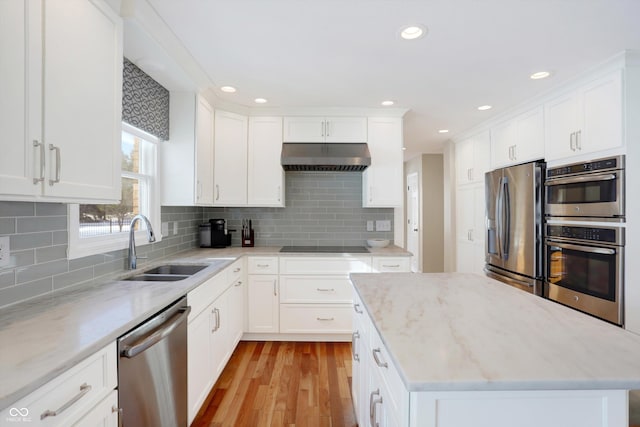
[247,275,279,333]
[213,110,248,205]
[406,173,420,272]
[247,116,284,206]
[195,96,214,205]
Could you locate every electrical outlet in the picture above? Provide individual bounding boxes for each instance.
[173,221,178,235]
[161,222,169,237]
[0,236,10,268]
[376,220,392,232]
[366,221,374,231]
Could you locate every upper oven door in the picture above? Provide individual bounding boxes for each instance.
[545,170,624,218]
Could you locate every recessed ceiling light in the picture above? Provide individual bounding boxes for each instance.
[438,129,449,133]
[220,86,236,93]
[254,98,267,104]
[399,25,427,40]
[381,100,394,106]
[530,71,551,80]
[402,147,407,150]
[477,105,492,111]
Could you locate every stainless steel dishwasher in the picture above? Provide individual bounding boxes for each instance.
[118,296,191,427]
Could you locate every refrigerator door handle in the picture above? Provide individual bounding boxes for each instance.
[502,177,510,260]
[495,177,503,258]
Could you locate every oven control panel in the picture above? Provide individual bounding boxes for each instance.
[547,155,623,178]
[547,225,623,245]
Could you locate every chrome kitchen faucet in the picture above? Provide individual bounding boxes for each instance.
[128,214,156,269]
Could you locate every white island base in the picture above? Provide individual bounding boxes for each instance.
[410,389,627,427]
[350,273,640,427]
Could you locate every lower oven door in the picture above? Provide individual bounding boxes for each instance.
[545,238,623,325]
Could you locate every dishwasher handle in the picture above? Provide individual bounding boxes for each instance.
[121,306,191,358]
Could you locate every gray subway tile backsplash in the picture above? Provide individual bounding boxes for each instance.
[0,171,394,308]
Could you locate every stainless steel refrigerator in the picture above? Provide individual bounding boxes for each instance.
[485,161,545,295]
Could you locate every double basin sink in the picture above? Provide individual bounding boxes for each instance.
[123,264,208,282]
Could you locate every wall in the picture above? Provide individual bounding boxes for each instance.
[203,172,394,247]
[0,203,202,308]
[404,155,444,272]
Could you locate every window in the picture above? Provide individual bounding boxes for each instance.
[68,123,160,259]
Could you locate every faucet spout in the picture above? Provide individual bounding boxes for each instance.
[128,214,156,270]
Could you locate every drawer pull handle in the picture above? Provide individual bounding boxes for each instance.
[354,303,363,314]
[234,281,242,287]
[41,383,92,420]
[316,288,335,292]
[317,317,334,321]
[372,348,388,368]
[352,331,360,361]
[369,388,382,427]
[257,264,269,268]
[382,264,400,268]
[233,267,241,273]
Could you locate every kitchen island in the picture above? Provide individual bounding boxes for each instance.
[350,272,640,427]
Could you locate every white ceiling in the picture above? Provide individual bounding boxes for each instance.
[142,0,640,157]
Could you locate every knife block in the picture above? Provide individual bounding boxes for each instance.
[242,229,254,247]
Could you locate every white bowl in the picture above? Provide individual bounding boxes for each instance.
[366,238,390,248]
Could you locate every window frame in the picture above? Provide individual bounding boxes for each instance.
[67,123,162,260]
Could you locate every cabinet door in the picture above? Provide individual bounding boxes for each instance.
[43,0,122,202]
[472,130,491,182]
[455,138,474,185]
[187,310,214,424]
[228,279,245,347]
[248,117,284,206]
[490,120,516,169]
[456,187,475,242]
[363,117,403,207]
[0,0,40,198]
[247,275,279,333]
[581,70,623,154]
[544,92,579,161]
[324,117,367,142]
[214,110,248,205]
[514,106,544,163]
[195,96,214,205]
[210,292,229,380]
[283,117,324,142]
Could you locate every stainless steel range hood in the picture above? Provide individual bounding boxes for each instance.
[281,143,371,172]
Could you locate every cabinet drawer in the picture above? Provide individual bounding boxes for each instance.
[279,256,371,275]
[369,328,409,420]
[1,342,117,426]
[226,258,244,284]
[280,276,353,303]
[187,272,228,319]
[372,257,411,272]
[280,304,352,333]
[248,257,279,274]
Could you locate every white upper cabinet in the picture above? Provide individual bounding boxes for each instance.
[214,110,248,206]
[455,130,490,185]
[248,117,285,207]
[491,106,544,168]
[363,117,403,207]
[283,116,367,143]
[545,70,623,161]
[0,0,122,203]
[162,93,214,206]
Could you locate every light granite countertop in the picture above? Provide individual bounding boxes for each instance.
[0,245,409,409]
[350,272,640,393]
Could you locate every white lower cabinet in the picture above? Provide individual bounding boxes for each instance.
[0,343,117,427]
[187,259,245,424]
[247,274,280,333]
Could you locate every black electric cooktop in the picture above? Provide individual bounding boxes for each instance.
[279,245,370,253]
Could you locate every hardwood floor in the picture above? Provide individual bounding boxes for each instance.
[192,341,357,427]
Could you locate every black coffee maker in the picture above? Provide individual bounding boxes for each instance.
[210,219,232,248]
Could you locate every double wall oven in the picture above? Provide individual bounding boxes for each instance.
[544,155,625,325]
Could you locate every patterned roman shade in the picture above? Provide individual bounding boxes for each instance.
[122,58,170,140]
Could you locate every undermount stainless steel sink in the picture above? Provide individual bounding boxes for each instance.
[143,264,208,276]
[123,264,208,282]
